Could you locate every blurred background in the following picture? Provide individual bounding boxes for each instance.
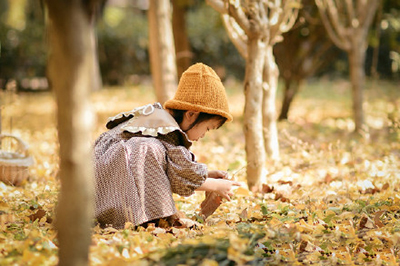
[0,0,399,92]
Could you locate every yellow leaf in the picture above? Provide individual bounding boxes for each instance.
[200,258,219,266]
[295,203,306,210]
[234,187,250,197]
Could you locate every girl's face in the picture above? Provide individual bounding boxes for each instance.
[180,111,220,141]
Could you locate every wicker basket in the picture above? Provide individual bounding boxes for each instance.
[0,134,34,186]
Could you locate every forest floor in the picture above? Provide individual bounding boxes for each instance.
[0,78,399,265]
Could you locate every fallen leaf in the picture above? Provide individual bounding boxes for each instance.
[28,209,46,222]
[381,183,389,190]
[235,187,251,197]
[373,210,385,228]
[275,193,290,203]
[359,214,375,229]
[239,208,248,220]
[261,184,274,193]
[299,240,314,252]
[199,191,222,219]
[278,180,293,186]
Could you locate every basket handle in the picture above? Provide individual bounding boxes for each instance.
[0,134,30,157]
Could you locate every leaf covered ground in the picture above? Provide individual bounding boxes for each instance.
[0,79,399,265]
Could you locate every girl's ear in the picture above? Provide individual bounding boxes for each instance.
[185,111,200,123]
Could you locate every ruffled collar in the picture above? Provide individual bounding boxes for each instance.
[106,103,192,147]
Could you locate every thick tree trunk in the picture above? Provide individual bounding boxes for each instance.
[262,46,280,161]
[148,0,177,104]
[279,80,300,120]
[172,0,192,78]
[348,40,365,133]
[45,1,95,265]
[243,37,266,190]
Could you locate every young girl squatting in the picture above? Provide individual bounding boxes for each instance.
[93,63,240,229]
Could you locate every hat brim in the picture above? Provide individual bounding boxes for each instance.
[164,99,233,122]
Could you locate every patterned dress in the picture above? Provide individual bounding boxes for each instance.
[94,103,207,228]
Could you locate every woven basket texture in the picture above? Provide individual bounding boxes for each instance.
[0,134,34,186]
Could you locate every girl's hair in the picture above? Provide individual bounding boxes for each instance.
[169,109,227,132]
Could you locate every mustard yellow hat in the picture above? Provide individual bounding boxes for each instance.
[164,63,233,122]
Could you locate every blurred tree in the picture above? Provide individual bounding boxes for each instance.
[366,0,400,79]
[274,0,338,120]
[187,2,245,80]
[5,0,27,31]
[172,0,193,78]
[97,7,149,85]
[0,0,47,90]
[207,0,300,190]
[148,0,177,104]
[316,0,379,133]
[44,0,105,265]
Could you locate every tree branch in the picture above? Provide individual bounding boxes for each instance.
[316,0,350,51]
[222,14,248,58]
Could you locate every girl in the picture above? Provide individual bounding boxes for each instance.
[94,63,240,229]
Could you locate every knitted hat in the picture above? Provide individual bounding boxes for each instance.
[164,63,233,122]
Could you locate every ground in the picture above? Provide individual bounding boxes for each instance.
[0,78,399,265]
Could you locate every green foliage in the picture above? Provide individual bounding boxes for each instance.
[1,1,399,89]
[97,8,150,85]
[0,1,46,87]
[187,2,245,80]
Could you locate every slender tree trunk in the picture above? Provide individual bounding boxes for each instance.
[279,80,301,120]
[244,37,266,190]
[348,39,365,133]
[172,0,192,78]
[371,0,382,78]
[262,46,279,161]
[148,0,177,104]
[45,1,95,265]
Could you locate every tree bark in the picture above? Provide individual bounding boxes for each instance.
[279,80,300,121]
[148,0,177,104]
[348,40,365,133]
[91,30,103,91]
[172,0,192,79]
[262,46,280,161]
[243,37,266,190]
[45,1,96,265]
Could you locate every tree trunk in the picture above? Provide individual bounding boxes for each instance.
[148,0,177,104]
[91,30,103,91]
[45,1,96,265]
[262,46,280,161]
[348,38,365,133]
[172,0,192,79]
[243,37,266,190]
[279,80,300,121]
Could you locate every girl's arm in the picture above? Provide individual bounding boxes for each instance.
[196,177,241,201]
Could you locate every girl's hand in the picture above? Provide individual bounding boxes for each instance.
[197,171,241,201]
[212,179,241,201]
[208,170,229,179]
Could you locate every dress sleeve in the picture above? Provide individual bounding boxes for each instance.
[165,145,207,196]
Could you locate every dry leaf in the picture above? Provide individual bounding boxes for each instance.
[27,209,46,222]
[235,187,251,196]
[199,191,222,219]
[261,184,274,193]
[275,193,290,203]
[278,180,293,186]
[373,210,385,228]
[359,214,375,229]
[381,183,389,190]
[239,208,248,220]
[299,240,314,252]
